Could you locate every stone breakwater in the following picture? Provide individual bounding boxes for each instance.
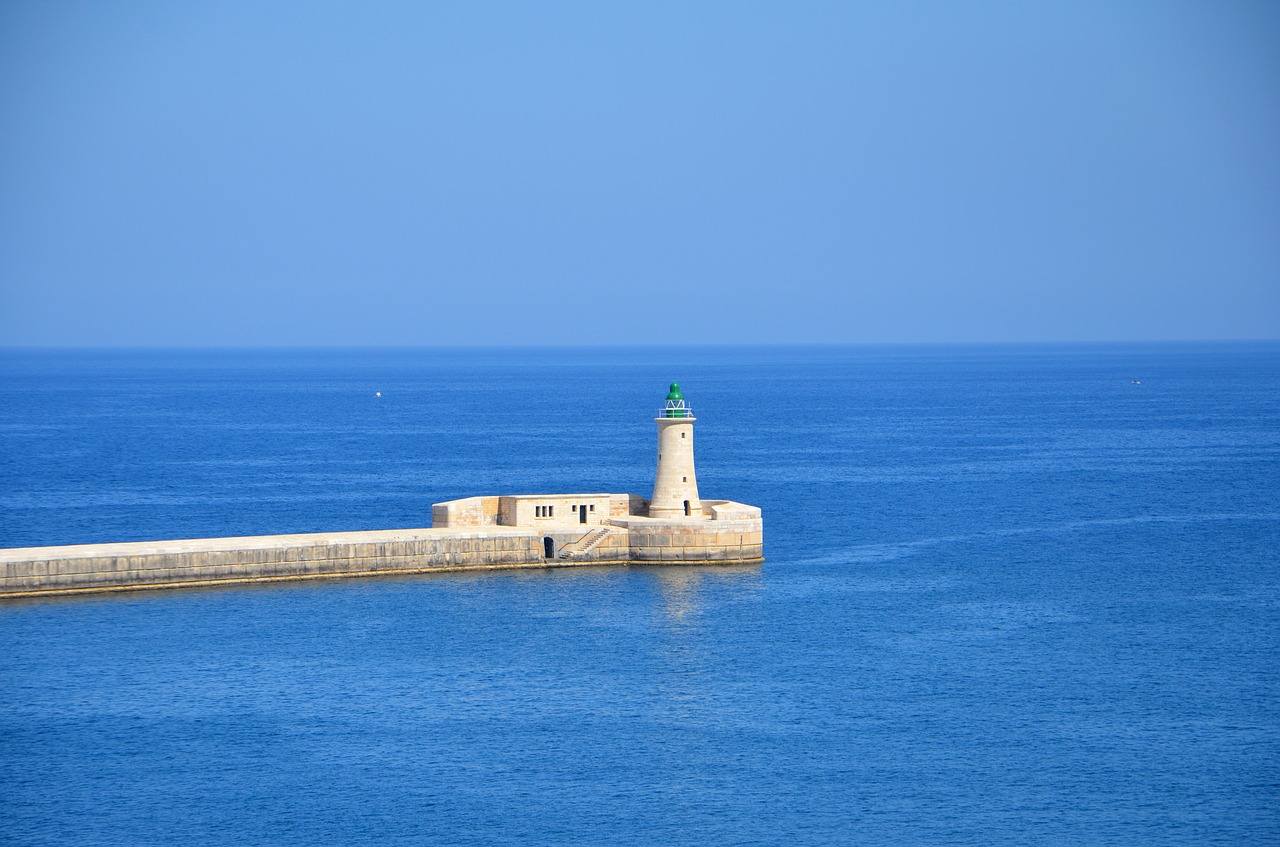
[0,528,542,598]
[0,511,763,599]
[1,384,765,599]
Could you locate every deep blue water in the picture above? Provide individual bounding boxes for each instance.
[1,343,1277,846]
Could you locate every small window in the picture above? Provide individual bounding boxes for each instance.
[589,505,595,512]
[682,476,687,482]
[549,506,554,517]
[681,432,686,439]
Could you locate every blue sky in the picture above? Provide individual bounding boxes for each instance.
[1,1,1277,346]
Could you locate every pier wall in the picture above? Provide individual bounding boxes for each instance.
[0,528,544,598]
[0,502,763,599]
[611,518,764,563]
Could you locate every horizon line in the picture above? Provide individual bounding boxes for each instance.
[0,337,1277,353]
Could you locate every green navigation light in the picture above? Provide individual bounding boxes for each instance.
[663,382,689,418]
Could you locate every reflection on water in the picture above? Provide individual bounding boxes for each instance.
[643,564,765,728]
[652,566,703,626]
[647,564,762,629]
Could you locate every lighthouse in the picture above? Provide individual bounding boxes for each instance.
[650,383,702,519]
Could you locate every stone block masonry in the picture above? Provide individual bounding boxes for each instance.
[0,528,545,598]
[0,501,763,598]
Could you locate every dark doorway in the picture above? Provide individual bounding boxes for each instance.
[684,500,691,516]
[543,537,555,559]
[579,505,588,524]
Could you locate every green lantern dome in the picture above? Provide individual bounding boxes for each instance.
[662,382,690,418]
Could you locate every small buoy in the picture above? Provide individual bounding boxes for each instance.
[375,391,382,397]
[1131,380,1140,385]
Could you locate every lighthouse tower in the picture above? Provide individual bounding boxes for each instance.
[650,383,702,519]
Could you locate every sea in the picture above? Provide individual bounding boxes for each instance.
[0,343,1276,846]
